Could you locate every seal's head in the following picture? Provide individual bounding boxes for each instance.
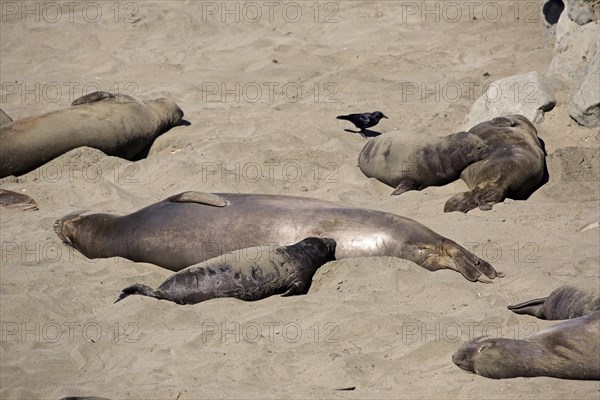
[149,98,184,128]
[54,211,89,247]
[287,237,337,266]
[453,336,535,379]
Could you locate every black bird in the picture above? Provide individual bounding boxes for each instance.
[337,111,388,136]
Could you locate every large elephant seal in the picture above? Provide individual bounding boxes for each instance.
[358,131,489,195]
[0,91,183,178]
[54,191,502,282]
[117,237,337,305]
[508,286,600,320]
[0,108,12,126]
[0,189,38,211]
[444,115,545,212]
[452,311,600,380]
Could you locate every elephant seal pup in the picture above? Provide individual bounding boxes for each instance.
[0,189,38,211]
[452,311,600,380]
[444,115,545,213]
[0,109,12,126]
[358,131,489,195]
[0,91,183,178]
[508,285,600,320]
[117,237,337,305]
[54,191,502,282]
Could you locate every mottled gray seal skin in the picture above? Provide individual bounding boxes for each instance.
[358,131,489,195]
[0,91,183,178]
[452,311,600,380]
[54,191,502,282]
[444,115,545,213]
[0,108,12,126]
[0,189,38,211]
[117,237,337,305]
[508,286,600,320]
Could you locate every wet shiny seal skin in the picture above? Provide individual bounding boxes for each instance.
[0,91,183,178]
[444,115,545,212]
[0,189,38,211]
[452,311,600,380]
[359,131,488,195]
[508,285,600,320]
[54,191,502,282]
[116,237,337,305]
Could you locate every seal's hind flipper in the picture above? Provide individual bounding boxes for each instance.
[0,189,38,210]
[0,108,12,126]
[507,297,548,319]
[168,191,229,207]
[115,284,159,303]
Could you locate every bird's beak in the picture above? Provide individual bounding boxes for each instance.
[382,115,388,119]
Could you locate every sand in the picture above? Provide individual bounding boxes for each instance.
[1,1,599,399]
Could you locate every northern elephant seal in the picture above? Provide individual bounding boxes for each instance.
[452,311,600,380]
[358,131,489,195]
[0,91,183,178]
[117,237,337,305]
[444,115,545,212]
[358,115,545,213]
[0,108,12,126]
[0,189,38,211]
[54,191,502,282]
[508,285,600,320]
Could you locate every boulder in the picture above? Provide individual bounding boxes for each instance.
[567,0,596,25]
[465,72,556,128]
[548,10,599,81]
[568,50,600,127]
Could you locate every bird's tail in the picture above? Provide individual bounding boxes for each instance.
[336,115,351,121]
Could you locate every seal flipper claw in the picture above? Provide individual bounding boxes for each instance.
[167,191,229,207]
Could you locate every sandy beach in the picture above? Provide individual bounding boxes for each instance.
[1,1,599,399]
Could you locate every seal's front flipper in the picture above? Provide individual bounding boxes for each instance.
[71,91,136,106]
[392,180,417,196]
[167,191,229,207]
[71,91,116,106]
[507,298,547,319]
[281,282,305,297]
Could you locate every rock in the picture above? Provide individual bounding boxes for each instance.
[567,0,596,25]
[541,0,566,33]
[548,10,599,81]
[465,72,556,128]
[568,50,600,127]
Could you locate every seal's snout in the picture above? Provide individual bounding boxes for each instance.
[54,210,87,245]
